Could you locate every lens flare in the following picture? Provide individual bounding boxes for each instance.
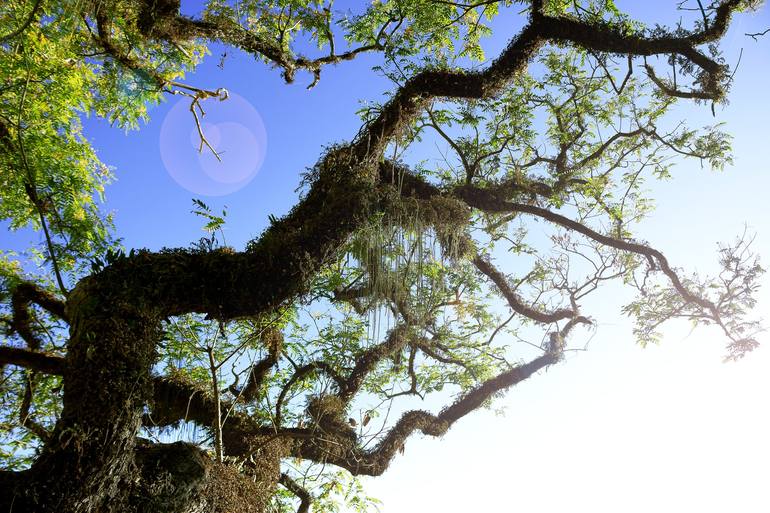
[160,92,267,196]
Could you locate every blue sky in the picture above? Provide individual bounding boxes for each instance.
[5,1,770,511]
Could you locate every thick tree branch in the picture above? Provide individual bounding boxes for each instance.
[279,473,312,513]
[473,255,576,324]
[13,282,68,321]
[536,0,744,99]
[6,282,68,350]
[350,22,544,161]
[0,346,65,375]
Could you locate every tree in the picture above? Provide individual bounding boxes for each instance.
[0,0,765,512]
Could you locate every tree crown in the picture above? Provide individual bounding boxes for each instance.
[0,1,764,511]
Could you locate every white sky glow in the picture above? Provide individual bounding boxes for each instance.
[351,4,770,512]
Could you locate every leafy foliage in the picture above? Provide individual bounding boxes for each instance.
[0,1,764,511]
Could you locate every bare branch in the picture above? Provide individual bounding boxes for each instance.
[746,28,770,40]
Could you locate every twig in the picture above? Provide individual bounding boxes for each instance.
[165,83,230,162]
[746,28,770,40]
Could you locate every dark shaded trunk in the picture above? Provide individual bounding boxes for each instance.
[0,281,280,513]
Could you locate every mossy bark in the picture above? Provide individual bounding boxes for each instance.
[0,280,280,513]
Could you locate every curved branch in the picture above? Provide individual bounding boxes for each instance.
[230,329,283,402]
[295,349,561,475]
[162,16,384,86]
[279,473,312,513]
[644,65,715,100]
[338,325,411,403]
[473,255,575,324]
[275,362,346,427]
[485,200,717,314]
[6,283,67,350]
[146,374,322,463]
[13,282,68,322]
[350,22,544,160]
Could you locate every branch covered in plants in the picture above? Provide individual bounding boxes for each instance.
[292,317,588,475]
[229,328,283,402]
[275,361,346,427]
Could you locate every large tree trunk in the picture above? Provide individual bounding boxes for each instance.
[0,281,281,513]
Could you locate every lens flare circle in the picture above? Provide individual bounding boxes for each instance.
[160,92,267,196]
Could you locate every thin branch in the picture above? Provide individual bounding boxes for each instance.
[745,28,770,40]
[0,0,43,42]
[205,344,224,463]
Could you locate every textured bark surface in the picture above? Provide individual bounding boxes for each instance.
[0,1,752,511]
